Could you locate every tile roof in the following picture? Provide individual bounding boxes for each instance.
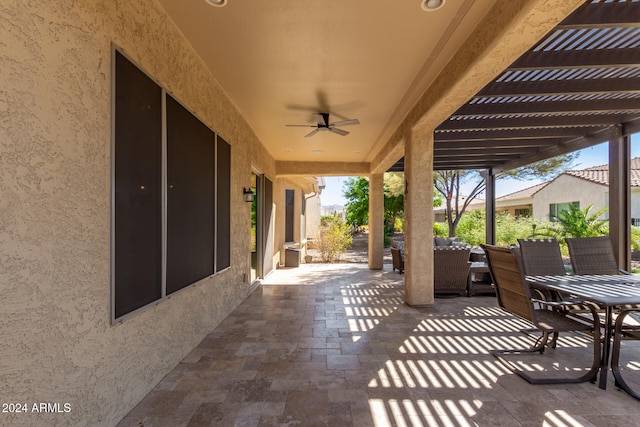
[497,182,549,202]
[566,157,640,187]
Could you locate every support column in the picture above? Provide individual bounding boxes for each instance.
[368,173,384,270]
[609,127,631,271]
[404,130,434,306]
[485,169,496,245]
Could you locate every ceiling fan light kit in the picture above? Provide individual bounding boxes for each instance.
[286,112,360,138]
[421,0,445,12]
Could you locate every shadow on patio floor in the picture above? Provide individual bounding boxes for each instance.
[118,263,640,427]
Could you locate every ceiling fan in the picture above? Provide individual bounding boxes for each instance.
[286,113,360,137]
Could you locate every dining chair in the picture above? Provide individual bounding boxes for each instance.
[517,238,566,276]
[566,236,628,275]
[482,244,601,384]
[517,238,575,306]
[612,309,640,400]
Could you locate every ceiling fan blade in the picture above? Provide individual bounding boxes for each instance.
[330,119,360,127]
[285,124,315,127]
[305,128,319,137]
[329,127,349,136]
[314,113,329,126]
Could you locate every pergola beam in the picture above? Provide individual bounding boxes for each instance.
[510,48,640,69]
[492,126,620,174]
[438,113,634,130]
[478,78,640,97]
[436,126,606,141]
[455,98,640,116]
[559,1,640,27]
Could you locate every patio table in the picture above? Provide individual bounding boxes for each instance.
[525,274,640,390]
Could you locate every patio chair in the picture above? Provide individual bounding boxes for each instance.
[390,247,404,273]
[481,244,601,384]
[612,309,640,400]
[434,247,470,296]
[517,239,566,276]
[566,236,628,275]
[517,238,572,304]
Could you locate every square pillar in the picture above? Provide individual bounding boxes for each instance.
[404,131,434,306]
[609,128,631,271]
[368,173,384,270]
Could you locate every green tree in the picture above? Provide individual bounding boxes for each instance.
[383,172,405,234]
[343,177,369,229]
[343,174,406,232]
[434,153,579,237]
[343,173,442,234]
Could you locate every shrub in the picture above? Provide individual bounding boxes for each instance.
[556,204,608,239]
[316,217,353,262]
[455,210,486,246]
[433,222,448,237]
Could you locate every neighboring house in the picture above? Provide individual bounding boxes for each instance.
[496,158,640,223]
[433,196,484,222]
[495,182,549,218]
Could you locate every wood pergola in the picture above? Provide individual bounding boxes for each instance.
[391,0,640,269]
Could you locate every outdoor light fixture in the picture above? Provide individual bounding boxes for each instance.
[243,187,254,203]
[205,0,227,7]
[421,0,445,11]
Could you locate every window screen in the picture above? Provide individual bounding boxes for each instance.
[285,189,294,242]
[114,51,163,318]
[166,95,215,294]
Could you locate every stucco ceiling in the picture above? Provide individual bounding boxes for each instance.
[156,0,498,166]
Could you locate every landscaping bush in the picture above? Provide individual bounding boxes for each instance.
[455,210,557,247]
[316,216,353,262]
[433,222,448,237]
[455,210,485,246]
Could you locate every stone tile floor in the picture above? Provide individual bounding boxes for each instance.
[118,263,640,426]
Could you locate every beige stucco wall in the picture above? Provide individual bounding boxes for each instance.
[631,189,640,220]
[532,175,607,221]
[305,192,322,240]
[0,1,277,426]
[274,178,310,267]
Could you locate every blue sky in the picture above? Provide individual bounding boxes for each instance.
[320,134,640,206]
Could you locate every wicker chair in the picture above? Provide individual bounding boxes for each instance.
[390,247,404,273]
[434,247,471,296]
[482,244,601,384]
[566,236,628,275]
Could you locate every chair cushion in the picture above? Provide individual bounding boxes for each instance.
[434,237,453,246]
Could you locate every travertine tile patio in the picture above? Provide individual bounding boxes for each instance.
[117,263,640,426]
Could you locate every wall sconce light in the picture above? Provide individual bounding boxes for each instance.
[243,187,254,203]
